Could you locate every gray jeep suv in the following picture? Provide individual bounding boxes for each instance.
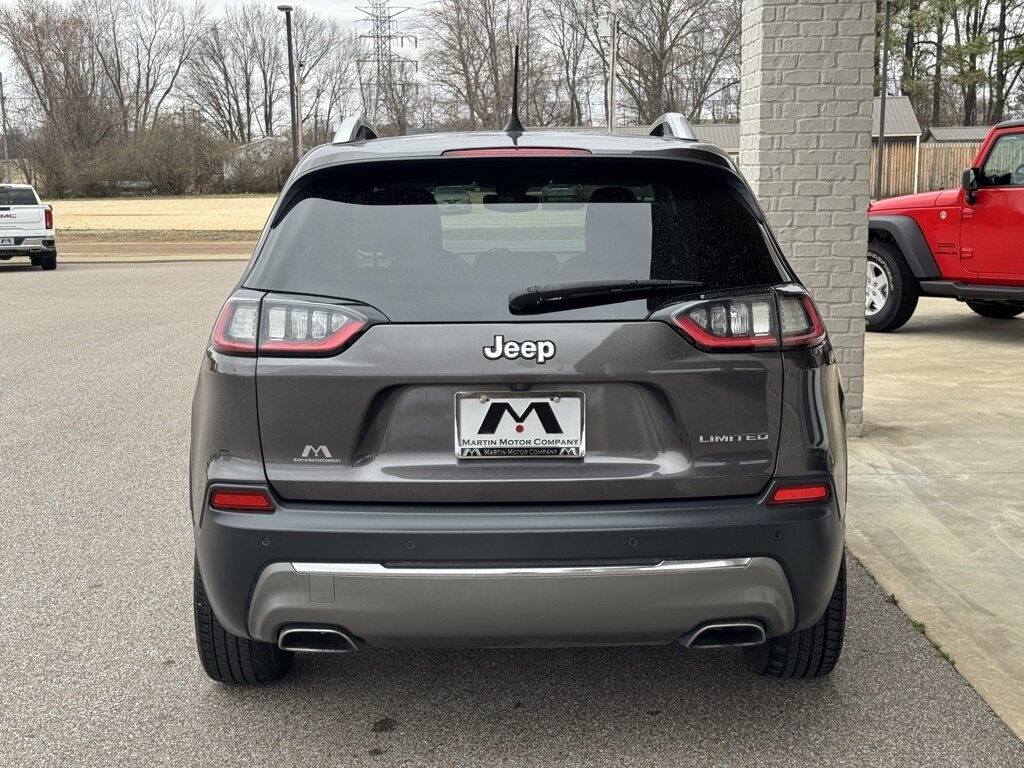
[191,115,847,684]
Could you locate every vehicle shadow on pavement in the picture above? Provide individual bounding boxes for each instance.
[192,559,1024,767]
[0,263,39,273]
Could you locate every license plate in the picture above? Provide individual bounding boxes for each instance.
[0,238,13,245]
[455,392,585,459]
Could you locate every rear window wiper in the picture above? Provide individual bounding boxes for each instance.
[509,279,703,315]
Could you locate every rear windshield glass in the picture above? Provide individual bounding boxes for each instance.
[246,158,785,322]
[0,189,38,205]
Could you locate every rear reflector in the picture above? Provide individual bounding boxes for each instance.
[441,148,592,157]
[768,483,830,505]
[209,489,275,512]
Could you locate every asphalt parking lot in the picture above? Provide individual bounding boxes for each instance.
[2,261,1023,767]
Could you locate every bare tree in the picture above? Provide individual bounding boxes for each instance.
[0,0,117,193]
[537,0,598,124]
[240,3,286,137]
[303,28,363,143]
[185,10,257,142]
[79,0,206,134]
[417,0,520,129]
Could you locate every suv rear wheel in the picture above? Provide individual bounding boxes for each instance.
[866,241,918,332]
[966,300,1024,319]
[40,251,56,270]
[744,554,846,678]
[194,558,293,684]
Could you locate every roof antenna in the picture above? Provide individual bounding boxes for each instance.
[503,44,525,134]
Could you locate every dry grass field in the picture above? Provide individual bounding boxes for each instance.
[52,195,276,242]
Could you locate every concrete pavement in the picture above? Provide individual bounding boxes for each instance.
[848,296,1024,739]
[1,263,1022,765]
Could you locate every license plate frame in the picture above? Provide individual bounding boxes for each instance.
[455,391,585,459]
[0,238,14,245]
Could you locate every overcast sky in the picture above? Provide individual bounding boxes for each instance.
[205,0,432,28]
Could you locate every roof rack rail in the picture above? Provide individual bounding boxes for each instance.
[649,113,696,141]
[333,116,379,144]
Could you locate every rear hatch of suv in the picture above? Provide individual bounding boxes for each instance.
[243,153,804,504]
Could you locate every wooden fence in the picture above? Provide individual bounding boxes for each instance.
[869,139,982,199]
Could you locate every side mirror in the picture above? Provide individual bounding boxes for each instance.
[962,167,980,204]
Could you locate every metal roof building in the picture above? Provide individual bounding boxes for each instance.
[529,123,741,153]
[692,124,740,152]
[926,126,991,143]
[871,96,923,193]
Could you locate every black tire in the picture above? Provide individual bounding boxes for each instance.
[966,300,1024,319]
[744,554,846,679]
[40,251,56,270]
[194,558,293,684]
[866,241,918,332]
[30,254,41,267]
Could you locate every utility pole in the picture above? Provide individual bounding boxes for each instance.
[600,0,618,132]
[0,73,10,184]
[875,0,893,201]
[297,60,304,156]
[278,5,299,166]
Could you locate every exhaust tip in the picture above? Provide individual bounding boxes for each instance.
[278,626,359,653]
[682,621,766,649]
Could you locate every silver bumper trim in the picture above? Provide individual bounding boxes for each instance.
[291,558,753,578]
[249,556,794,648]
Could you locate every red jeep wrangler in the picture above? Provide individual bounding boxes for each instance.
[867,119,1024,331]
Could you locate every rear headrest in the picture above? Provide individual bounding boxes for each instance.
[361,188,438,207]
[588,186,638,204]
[583,186,651,278]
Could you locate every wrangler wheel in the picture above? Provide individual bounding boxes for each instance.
[866,242,917,332]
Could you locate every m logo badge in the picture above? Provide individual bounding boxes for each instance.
[302,445,332,458]
[294,445,340,464]
[477,402,563,435]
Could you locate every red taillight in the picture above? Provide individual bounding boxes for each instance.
[209,488,275,512]
[441,148,592,157]
[44,208,53,230]
[671,290,826,352]
[211,295,368,357]
[211,298,259,355]
[259,298,367,356]
[672,296,778,350]
[768,483,830,505]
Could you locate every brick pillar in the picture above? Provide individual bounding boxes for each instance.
[740,0,873,436]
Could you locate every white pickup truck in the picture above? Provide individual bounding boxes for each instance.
[0,184,56,270]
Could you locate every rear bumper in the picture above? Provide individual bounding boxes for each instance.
[0,237,55,258]
[249,557,794,647]
[194,482,844,646]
